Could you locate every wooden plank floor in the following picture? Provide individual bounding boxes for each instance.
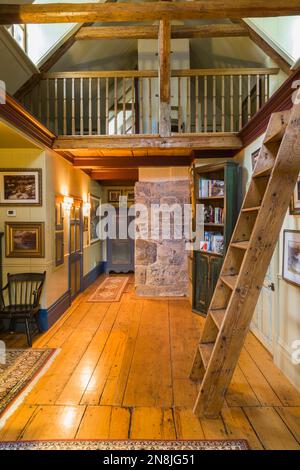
[1,275,300,450]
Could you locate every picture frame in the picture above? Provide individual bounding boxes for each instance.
[290,174,300,215]
[90,195,100,244]
[108,190,121,203]
[83,216,89,232]
[55,196,64,230]
[0,168,42,206]
[123,189,135,202]
[55,231,64,267]
[5,222,45,258]
[282,230,300,287]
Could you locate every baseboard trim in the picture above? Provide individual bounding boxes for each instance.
[82,261,106,290]
[39,290,71,332]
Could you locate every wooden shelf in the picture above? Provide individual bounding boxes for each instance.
[242,206,261,212]
[221,274,238,290]
[204,223,224,228]
[197,249,223,257]
[231,241,249,250]
[197,196,224,201]
[199,343,215,368]
[210,309,226,328]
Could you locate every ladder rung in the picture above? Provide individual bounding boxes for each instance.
[242,206,261,213]
[253,166,273,178]
[231,241,249,250]
[221,275,238,290]
[199,343,214,368]
[210,309,226,328]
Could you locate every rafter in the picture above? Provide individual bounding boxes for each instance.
[1,1,300,24]
[75,24,249,40]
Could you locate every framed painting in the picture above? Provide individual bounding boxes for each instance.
[282,230,300,287]
[0,168,42,206]
[90,195,100,244]
[5,222,45,258]
[55,196,64,230]
[83,216,89,232]
[123,188,135,202]
[108,190,121,203]
[55,231,64,267]
[290,174,300,215]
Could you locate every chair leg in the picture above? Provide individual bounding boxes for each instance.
[24,319,32,347]
[9,318,16,333]
[35,315,42,333]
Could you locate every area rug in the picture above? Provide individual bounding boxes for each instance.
[88,277,129,302]
[0,348,59,427]
[0,439,249,450]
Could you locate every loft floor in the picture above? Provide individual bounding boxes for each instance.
[0,275,300,449]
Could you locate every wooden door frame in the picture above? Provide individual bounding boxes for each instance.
[68,199,84,301]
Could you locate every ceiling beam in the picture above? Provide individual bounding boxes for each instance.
[73,155,193,168]
[91,169,139,180]
[1,2,300,24]
[75,23,249,40]
[53,133,243,151]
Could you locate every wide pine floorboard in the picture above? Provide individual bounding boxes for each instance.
[1,275,300,450]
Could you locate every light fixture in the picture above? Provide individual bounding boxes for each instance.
[63,196,74,212]
[83,202,91,217]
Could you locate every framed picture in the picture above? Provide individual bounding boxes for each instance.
[90,195,100,244]
[5,222,45,258]
[0,168,42,206]
[83,216,89,232]
[123,189,135,201]
[282,230,300,287]
[55,231,64,267]
[55,196,64,230]
[251,149,260,171]
[290,174,300,215]
[108,190,121,203]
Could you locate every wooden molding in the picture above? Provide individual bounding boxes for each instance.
[239,66,300,146]
[0,93,55,148]
[91,169,139,181]
[75,23,249,40]
[73,155,193,169]
[1,2,300,24]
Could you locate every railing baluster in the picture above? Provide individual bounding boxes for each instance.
[105,78,109,134]
[38,81,42,122]
[265,74,269,103]
[131,77,135,134]
[88,77,92,135]
[247,74,251,122]
[213,75,216,132]
[122,77,126,134]
[46,79,50,130]
[178,77,182,133]
[239,75,242,131]
[63,78,67,135]
[148,77,152,134]
[256,74,260,113]
[195,76,199,133]
[97,78,100,135]
[204,75,207,132]
[186,77,190,133]
[140,78,144,134]
[114,77,118,135]
[230,75,234,132]
[80,78,84,135]
[54,78,58,135]
[72,78,75,135]
[221,75,225,132]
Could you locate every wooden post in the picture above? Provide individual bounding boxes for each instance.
[158,19,171,137]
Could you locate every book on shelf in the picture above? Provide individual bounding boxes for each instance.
[201,231,224,254]
[204,205,224,224]
[199,179,224,198]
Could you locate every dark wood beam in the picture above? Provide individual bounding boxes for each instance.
[1,2,300,24]
[75,23,248,40]
[159,19,171,137]
[91,169,139,181]
[53,133,243,151]
[73,155,193,168]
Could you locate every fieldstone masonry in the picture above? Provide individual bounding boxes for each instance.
[135,180,189,297]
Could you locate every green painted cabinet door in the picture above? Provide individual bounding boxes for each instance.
[193,252,209,314]
[209,256,224,303]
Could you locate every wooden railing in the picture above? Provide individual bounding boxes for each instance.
[20,68,278,136]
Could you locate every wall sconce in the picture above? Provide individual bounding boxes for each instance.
[83,202,91,217]
[63,196,74,212]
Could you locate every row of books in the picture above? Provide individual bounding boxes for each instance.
[204,205,224,225]
[199,179,225,198]
[200,232,224,254]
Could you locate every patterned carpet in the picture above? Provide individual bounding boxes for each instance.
[88,276,129,302]
[0,348,58,424]
[0,439,249,450]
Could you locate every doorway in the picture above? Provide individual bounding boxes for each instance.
[69,201,83,300]
[106,208,134,274]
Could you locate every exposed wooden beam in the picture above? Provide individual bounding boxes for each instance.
[91,169,139,180]
[73,155,193,168]
[159,19,171,137]
[1,2,300,24]
[75,23,248,40]
[233,19,291,75]
[53,133,243,151]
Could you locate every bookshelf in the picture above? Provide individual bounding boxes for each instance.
[192,161,240,316]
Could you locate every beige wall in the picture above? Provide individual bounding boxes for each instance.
[235,136,300,392]
[0,147,102,310]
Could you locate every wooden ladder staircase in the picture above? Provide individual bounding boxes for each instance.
[190,102,300,418]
